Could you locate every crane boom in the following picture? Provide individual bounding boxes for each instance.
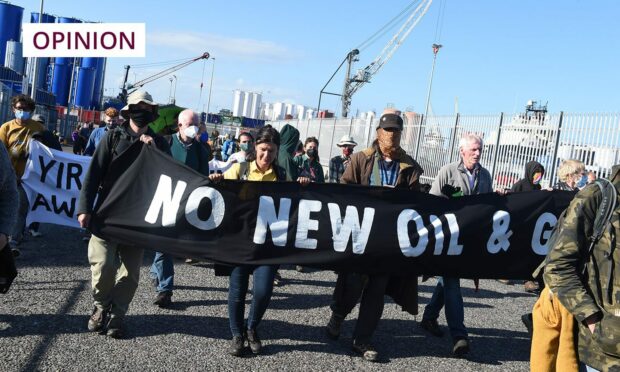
[341,0,432,117]
[119,52,210,103]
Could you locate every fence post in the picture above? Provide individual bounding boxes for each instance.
[490,112,504,183]
[548,111,564,185]
[365,116,374,147]
[326,118,340,169]
[448,113,460,163]
[413,114,425,160]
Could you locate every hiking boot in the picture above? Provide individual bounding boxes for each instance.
[326,313,344,340]
[452,337,470,357]
[153,291,172,308]
[246,328,262,354]
[521,313,533,336]
[87,307,108,333]
[229,335,245,357]
[352,342,379,362]
[524,281,541,293]
[106,317,124,339]
[419,318,444,337]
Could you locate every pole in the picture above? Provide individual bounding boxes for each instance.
[490,112,504,182]
[341,50,358,118]
[30,0,45,99]
[98,58,107,109]
[67,57,78,116]
[449,113,460,163]
[415,44,442,160]
[168,78,173,104]
[172,75,177,105]
[548,112,564,184]
[206,58,215,118]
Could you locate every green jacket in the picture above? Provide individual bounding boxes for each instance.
[277,124,300,181]
[544,164,620,371]
[294,154,324,183]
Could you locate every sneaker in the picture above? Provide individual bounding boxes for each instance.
[8,239,18,246]
[150,276,159,289]
[352,342,379,362]
[326,313,344,340]
[185,258,199,264]
[452,337,470,357]
[10,247,20,258]
[246,328,262,354]
[153,291,172,308]
[106,317,124,339]
[29,229,43,237]
[419,318,444,337]
[82,236,90,242]
[497,279,510,284]
[273,272,283,286]
[229,335,245,357]
[295,265,305,273]
[521,313,533,336]
[87,307,108,333]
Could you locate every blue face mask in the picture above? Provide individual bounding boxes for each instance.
[200,132,209,143]
[576,174,588,188]
[15,110,31,120]
[240,143,251,152]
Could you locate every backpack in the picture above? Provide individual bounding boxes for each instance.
[533,178,618,279]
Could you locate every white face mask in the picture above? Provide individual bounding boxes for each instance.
[183,125,199,139]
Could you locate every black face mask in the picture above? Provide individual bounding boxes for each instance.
[306,148,317,158]
[129,109,155,128]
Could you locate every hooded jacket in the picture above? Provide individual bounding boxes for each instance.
[511,161,545,192]
[277,124,300,181]
[544,164,620,370]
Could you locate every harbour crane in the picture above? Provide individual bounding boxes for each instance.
[319,0,433,117]
[118,52,210,103]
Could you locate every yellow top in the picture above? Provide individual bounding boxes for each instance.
[0,119,46,179]
[224,161,278,182]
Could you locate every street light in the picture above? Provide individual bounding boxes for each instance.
[414,43,443,160]
[168,77,174,104]
[206,57,215,120]
[171,75,178,105]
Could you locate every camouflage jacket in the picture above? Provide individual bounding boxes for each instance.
[544,165,620,371]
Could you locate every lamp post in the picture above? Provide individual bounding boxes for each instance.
[415,43,442,160]
[206,57,215,121]
[30,0,45,99]
[171,75,177,105]
[168,77,174,104]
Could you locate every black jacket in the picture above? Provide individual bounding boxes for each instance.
[78,124,170,215]
[511,161,544,192]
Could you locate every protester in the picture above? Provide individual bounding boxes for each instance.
[84,108,120,156]
[228,131,253,163]
[419,133,492,357]
[326,113,423,362]
[277,124,301,182]
[0,94,46,251]
[77,90,170,339]
[587,170,596,184]
[209,125,309,357]
[221,133,237,161]
[295,137,325,183]
[149,109,210,308]
[294,140,304,157]
[0,141,17,257]
[544,165,620,371]
[511,161,545,192]
[554,159,586,191]
[328,135,357,183]
[72,124,84,155]
[510,161,545,293]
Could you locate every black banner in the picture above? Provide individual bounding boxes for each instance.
[90,144,574,279]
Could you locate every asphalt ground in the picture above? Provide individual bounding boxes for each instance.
[0,221,538,372]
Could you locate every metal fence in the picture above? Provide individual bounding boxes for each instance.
[0,83,63,134]
[223,112,619,189]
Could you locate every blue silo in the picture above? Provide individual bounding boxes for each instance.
[0,2,24,67]
[91,58,106,110]
[50,17,82,106]
[75,57,98,108]
[30,12,56,91]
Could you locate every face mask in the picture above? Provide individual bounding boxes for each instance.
[343,147,353,156]
[240,143,251,152]
[376,128,400,157]
[183,126,199,139]
[129,109,155,128]
[15,110,31,120]
[200,132,209,143]
[576,174,588,188]
[532,172,542,185]
[306,148,317,158]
